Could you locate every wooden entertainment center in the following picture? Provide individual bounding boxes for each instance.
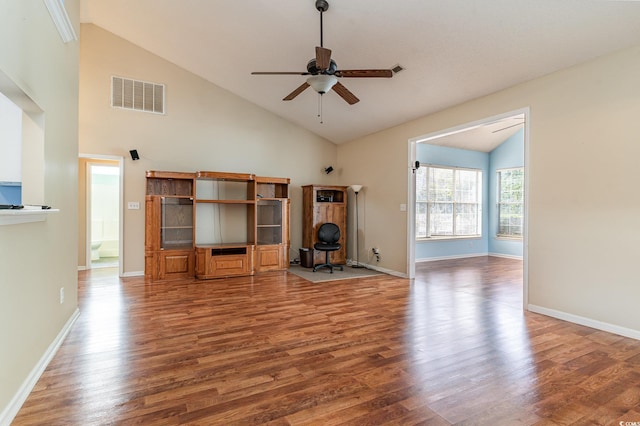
[145,170,290,281]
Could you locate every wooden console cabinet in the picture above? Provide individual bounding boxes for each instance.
[145,170,289,280]
[302,185,347,265]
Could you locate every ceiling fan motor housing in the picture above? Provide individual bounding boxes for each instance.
[307,58,337,75]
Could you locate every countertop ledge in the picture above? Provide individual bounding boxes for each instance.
[0,208,60,225]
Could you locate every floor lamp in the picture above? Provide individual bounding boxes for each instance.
[350,185,364,268]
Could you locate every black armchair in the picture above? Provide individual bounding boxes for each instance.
[313,223,343,273]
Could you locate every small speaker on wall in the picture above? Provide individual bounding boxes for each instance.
[129,149,140,161]
[324,166,334,174]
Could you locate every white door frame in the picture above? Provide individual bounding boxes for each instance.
[80,153,124,277]
[407,107,530,309]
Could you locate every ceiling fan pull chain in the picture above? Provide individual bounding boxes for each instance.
[318,94,323,124]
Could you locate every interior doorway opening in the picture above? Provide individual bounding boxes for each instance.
[89,163,120,269]
[407,108,529,307]
[78,155,124,275]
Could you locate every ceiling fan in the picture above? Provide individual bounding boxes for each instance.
[251,0,395,105]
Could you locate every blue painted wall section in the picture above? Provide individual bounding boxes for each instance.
[416,129,524,261]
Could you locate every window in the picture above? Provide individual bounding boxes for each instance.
[497,167,524,238]
[416,165,482,238]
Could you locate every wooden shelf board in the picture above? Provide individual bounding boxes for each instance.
[196,199,255,204]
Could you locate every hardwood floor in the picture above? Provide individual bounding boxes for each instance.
[13,257,640,425]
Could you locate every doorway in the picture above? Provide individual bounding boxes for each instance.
[407,108,529,307]
[79,155,123,275]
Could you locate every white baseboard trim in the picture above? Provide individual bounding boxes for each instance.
[416,252,488,263]
[121,271,144,278]
[488,253,523,260]
[0,308,80,426]
[528,304,640,341]
[356,262,407,278]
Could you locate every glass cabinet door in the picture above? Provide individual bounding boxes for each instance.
[161,197,194,249]
[256,200,282,245]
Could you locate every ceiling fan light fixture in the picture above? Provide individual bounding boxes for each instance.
[307,74,338,94]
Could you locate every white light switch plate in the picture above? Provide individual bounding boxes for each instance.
[400,204,407,211]
[128,201,140,210]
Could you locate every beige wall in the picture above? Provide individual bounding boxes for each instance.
[338,44,640,333]
[79,24,339,274]
[0,0,80,418]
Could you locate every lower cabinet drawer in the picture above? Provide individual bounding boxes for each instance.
[195,246,254,279]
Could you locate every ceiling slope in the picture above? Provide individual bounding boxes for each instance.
[80,0,640,144]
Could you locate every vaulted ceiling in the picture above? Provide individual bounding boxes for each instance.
[80,0,640,146]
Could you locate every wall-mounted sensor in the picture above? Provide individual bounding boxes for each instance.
[130,149,140,160]
[324,166,334,174]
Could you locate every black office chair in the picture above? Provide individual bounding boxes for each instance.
[313,223,343,273]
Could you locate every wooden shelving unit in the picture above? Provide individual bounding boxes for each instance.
[145,170,289,280]
[194,171,255,278]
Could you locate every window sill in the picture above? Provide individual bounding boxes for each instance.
[0,208,59,226]
[417,235,482,242]
[495,235,523,241]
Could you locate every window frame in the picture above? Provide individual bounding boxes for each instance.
[416,164,483,240]
[496,167,524,239]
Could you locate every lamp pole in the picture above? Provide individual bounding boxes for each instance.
[350,185,364,268]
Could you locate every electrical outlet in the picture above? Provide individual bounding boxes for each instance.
[372,247,381,262]
[59,287,64,304]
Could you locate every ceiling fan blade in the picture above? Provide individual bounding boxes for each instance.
[332,81,359,105]
[316,46,332,70]
[252,71,310,75]
[336,69,393,78]
[283,82,310,101]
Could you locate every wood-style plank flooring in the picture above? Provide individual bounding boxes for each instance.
[13,257,640,425]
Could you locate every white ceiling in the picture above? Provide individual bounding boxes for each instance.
[80,0,640,146]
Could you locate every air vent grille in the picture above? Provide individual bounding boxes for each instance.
[111,76,165,114]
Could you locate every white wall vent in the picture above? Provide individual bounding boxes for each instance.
[111,76,165,114]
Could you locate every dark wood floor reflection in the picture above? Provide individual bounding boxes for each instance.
[13,257,640,425]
